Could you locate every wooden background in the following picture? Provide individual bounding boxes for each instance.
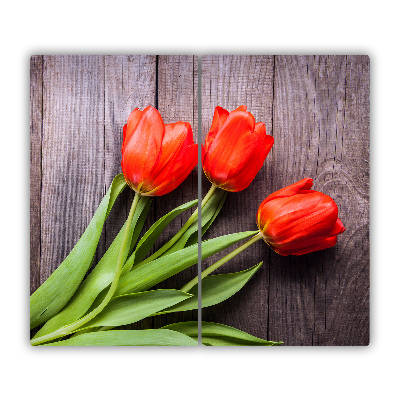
[30,55,199,333]
[30,55,369,345]
[201,55,369,346]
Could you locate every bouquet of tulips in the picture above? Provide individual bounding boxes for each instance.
[30,105,345,346]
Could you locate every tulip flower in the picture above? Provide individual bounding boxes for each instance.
[31,107,198,345]
[121,106,198,196]
[182,178,345,292]
[202,105,274,192]
[257,178,345,256]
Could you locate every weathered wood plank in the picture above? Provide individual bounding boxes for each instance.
[269,55,369,346]
[201,55,369,346]
[152,55,198,328]
[31,55,198,336]
[30,56,43,294]
[201,55,275,341]
[31,55,369,345]
[39,55,106,284]
[104,55,157,249]
[321,55,369,345]
[104,55,157,332]
[269,55,345,345]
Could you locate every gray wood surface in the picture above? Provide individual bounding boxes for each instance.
[201,55,369,346]
[30,55,369,345]
[30,55,198,333]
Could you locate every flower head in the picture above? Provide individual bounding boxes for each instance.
[121,106,198,196]
[257,178,345,256]
[202,105,274,192]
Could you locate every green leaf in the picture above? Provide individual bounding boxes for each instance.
[77,289,192,330]
[164,188,227,254]
[34,196,151,338]
[130,199,198,266]
[201,322,283,346]
[163,321,283,346]
[201,188,228,236]
[115,230,258,296]
[42,329,198,346]
[30,174,127,329]
[128,197,153,258]
[158,263,261,314]
[198,188,227,241]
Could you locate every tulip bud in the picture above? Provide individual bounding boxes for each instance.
[257,178,345,256]
[121,106,198,196]
[202,105,274,192]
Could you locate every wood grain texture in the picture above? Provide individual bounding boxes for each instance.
[40,56,106,283]
[152,55,198,329]
[201,55,369,346]
[30,55,369,346]
[104,55,156,252]
[103,56,157,332]
[30,55,198,335]
[201,55,275,341]
[30,56,43,295]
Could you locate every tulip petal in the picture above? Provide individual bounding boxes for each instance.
[260,193,339,246]
[122,124,127,146]
[204,106,230,153]
[258,179,345,256]
[263,178,314,203]
[204,108,257,186]
[219,123,274,191]
[121,124,127,161]
[145,143,198,196]
[141,122,194,194]
[275,236,338,256]
[258,192,321,233]
[327,218,346,236]
[127,108,143,134]
[210,106,230,133]
[122,108,143,154]
[122,106,164,191]
[150,122,192,176]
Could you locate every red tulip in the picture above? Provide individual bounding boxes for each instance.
[202,105,274,192]
[257,178,345,256]
[121,106,198,196]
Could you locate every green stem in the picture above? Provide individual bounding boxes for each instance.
[131,185,218,269]
[31,192,141,346]
[180,232,264,293]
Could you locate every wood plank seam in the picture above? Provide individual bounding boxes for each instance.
[30,55,369,345]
